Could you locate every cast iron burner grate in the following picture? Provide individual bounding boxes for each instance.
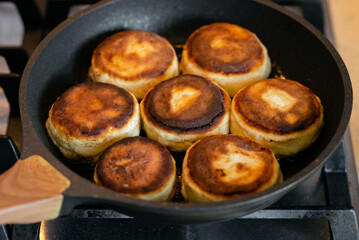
[0,0,358,239]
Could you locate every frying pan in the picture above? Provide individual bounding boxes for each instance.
[4,0,353,224]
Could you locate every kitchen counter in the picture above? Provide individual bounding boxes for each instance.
[328,0,359,182]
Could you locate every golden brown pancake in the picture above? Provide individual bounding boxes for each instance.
[94,136,176,201]
[230,78,324,156]
[181,22,271,97]
[89,30,179,99]
[46,82,140,161]
[181,135,282,202]
[140,74,231,152]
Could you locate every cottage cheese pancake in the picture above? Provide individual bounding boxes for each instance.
[46,82,140,161]
[181,135,282,202]
[94,136,176,201]
[231,78,324,156]
[181,23,271,97]
[140,74,230,152]
[89,30,179,99]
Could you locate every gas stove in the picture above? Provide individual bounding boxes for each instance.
[0,0,358,239]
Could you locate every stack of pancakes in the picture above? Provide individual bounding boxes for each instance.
[46,23,323,202]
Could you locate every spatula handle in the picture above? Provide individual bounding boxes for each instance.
[0,155,70,224]
[0,195,64,224]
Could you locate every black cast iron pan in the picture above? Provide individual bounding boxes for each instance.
[0,0,352,224]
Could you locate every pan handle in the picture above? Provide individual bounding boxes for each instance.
[0,155,71,224]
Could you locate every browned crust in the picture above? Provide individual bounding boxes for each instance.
[186,23,264,74]
[92,30,175,80]
[187,135,275,196]
[233,78,323,134]
[96,136,174,194]
[50,82,134,138]
[142,74,229,133]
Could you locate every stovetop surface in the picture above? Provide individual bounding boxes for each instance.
[0,0,358,239]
